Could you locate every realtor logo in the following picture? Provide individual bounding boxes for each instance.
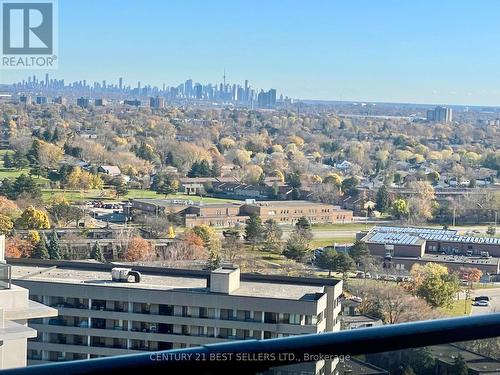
[1,0,58,69]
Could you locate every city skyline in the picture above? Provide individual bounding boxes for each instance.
[2,1,500,106]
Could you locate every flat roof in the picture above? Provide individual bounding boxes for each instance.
[131,199,242,208]
[247,200,344,208]
[393,254,500,266]
[368,226,500,245]
[364,232,425,246]
[370,226,458,236]
[10,264,329,301]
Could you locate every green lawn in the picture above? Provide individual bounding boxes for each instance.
[310,223,372,231]
[311,237,355,248]
[438,299,472,317]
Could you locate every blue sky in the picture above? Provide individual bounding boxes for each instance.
[2,0,500,105]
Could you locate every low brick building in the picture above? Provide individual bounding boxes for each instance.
[241,201,353,224]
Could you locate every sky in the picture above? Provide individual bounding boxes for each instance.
[2,0,500,106]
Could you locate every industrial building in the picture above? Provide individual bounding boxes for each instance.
[358,226,500,273]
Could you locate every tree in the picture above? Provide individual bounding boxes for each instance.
[222,228,242,263]
[151,172,179,197]
[341,176,359,196]
[47,229,61,260]
[31,235,49,259]
[333,252,355,280]
[349,240,370,265]
[123,237,153,262]
[486,225,496,237]
[283,232,310,261]
[412,263,461,308]
[392,199,409,220]
[15,206,50,229]
[262,219,283,253]
[191,225,216,247]
[407,180,436,223]
[188,160,212,177]
[244,215,264,248]
[211,159,222,177]
[90,241,105,262]
[376,185,390,213]
[3,152,14,168]
[47,200,83,228]
[295,216,311,231]
[6,235,32,258]
[315,249,338,276]
[450,354,468,375]
[113,177,129,198]
[167,225,175,239]
[0,214,14,235]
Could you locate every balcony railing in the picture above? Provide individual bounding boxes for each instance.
[4,313,500,375]
[0,263,11,290]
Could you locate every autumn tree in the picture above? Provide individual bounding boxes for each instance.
[15,206,50,229]
[6,235,32,258]
[123,237,153,262]
[410,263,460,308]
[0,214,14,235]
[407,180,437,223]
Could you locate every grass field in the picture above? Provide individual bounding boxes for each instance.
[310,223,372,231]
[438,299,472,317]
[310,237,355,248]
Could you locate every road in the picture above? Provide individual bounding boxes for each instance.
[470,287,500,315]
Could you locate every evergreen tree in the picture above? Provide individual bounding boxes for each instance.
[90,241,105,262]
[32,236,49,259]
[349,240,370,264]
[376,184,390,213]
[244,214,264,247]
[315,249,338,276]
[295,216,311,231]
[211,159,222,177]
[47,229,61,260]
[3,152,14,168]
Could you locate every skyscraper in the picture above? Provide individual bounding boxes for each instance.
[185,79,193,98]
[119,77,123,90]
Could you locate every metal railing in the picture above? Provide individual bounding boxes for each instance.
[0,263,11,290]
[2,313,500,375]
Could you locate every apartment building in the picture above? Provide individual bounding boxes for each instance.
[0,237,57,369]
[9,260,342,373]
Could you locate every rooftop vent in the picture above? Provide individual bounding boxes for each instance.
[111,267,141,283]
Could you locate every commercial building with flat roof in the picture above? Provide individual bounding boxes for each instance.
[359,226,500,273]
[8,259,342,373]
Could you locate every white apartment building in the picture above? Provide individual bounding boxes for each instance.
[9,260,342,374]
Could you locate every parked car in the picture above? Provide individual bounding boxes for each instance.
[474,300,490,307]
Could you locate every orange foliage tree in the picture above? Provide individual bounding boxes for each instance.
[123,237,153,262]
[6,235,33,258]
